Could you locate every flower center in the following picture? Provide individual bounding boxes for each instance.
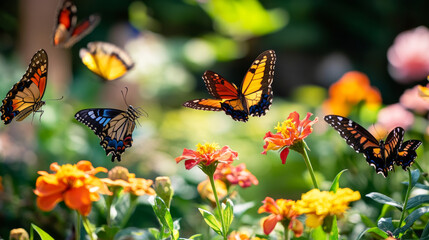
[275,119,298,138]
[196,142,220,155]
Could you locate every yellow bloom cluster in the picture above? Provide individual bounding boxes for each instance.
[196,142,220,155]
[294,188,361,228]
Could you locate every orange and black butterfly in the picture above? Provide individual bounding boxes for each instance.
[53,0,100,48]
[324,115,422,177]
[1,49,48,124]
[79,42,134,81]
[183,50,276,122]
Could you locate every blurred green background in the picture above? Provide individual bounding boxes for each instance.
[0,0,428,239]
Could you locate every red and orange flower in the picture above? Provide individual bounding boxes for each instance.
[262,111,318,163]
[258,197,303,237]
[176,142,238,170]
[34,161,111,216]
[214,163,258,188]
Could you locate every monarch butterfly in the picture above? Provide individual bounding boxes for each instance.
[1,49,48,124]
[324,115,422,177]
[75,102,143,162]
[53,0,100,48]
[183,50,276,122]
[79,42,134,81]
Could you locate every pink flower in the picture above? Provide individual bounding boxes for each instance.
[376,104,414,133]
[387,26,429,83]
[176,142,238,170]
[214,163,259,188]
[262,112,318,164]
[400,85,429,114]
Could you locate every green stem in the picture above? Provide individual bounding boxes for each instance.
[105,194,114,227]
[282,222,290,240]
[208,173,227,240]
[297,141,319,189]
[398,169,413,229]
[81,214,95,240]
[120,194,139,229]
[76,212,81,240]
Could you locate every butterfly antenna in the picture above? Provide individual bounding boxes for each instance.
[121,87,129,107]
[136,106,149,118]
[45,96,64,102]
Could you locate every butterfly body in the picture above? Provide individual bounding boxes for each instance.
[53,0,100,48]
[1,49,48,124]
[75,105,141,162]
[183,50,276,122]
[324,115,421,177]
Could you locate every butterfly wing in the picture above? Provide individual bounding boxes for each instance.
[396,140,422,170]
[364,127,403,177]
[53,0,100,48]
[240,50,276,117]
[75,107,137,162]
[1,49,48,124]
[79,42,135,81]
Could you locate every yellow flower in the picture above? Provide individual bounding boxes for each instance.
[294,188,361,228]
[197,179,228,203]
[101,166,156,196]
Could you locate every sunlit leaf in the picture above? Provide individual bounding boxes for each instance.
[198,208,222,235]
[31,224,54,240]
[377,218,394,232]
[406,195,429,210]
[222,199,234,233]
[329,169,348,193]
[329,215,338,240]
[366,192,402,209]
[356,227,388,240]
[393,206,429,235]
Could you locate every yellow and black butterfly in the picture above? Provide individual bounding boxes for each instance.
[183,50,276,122]
[53,0,100,48]
[324,115,422,177]
[80,41,134,81]
[75,105,142,162]
[1,49,48,124]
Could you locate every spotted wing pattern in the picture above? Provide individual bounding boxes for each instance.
[75,106,140,162]
[1,49,48,124]
[183,50,276,122]
[324,115,420,177]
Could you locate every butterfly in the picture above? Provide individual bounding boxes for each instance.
[183,50,276,122]
[53,0,100,48]
[75,104,142,162]
[1,49,48,124]
[324,115,422,177]
[79,41,134,81]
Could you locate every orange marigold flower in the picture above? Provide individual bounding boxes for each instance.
[214,163,258,188]
[198,179,228,203]
[323,71,382,116]
[262,111,318,164]
[294,188,361,228]
[176,142,238,170]
[228,231,266,240]
[34,161,111,216]
[258,197,303,237]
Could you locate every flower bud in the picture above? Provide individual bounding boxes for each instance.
[155,176,174,208]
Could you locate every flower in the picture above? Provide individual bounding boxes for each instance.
[387,26,429,83]
[418,83,429,101]
[323,71,382,116]
[101,166,155,196]
[176,142,238,170]
[400,85,429,114]
[197,178,228,203]
[258,197,303,237]
[376,104,414,134]
[228,231,266,240]
[155,176,174,208]
[9,228,29,240]
[262,111,318,164]
[34,161,111,216]
[214,163,259,188]
[294,188,361,228]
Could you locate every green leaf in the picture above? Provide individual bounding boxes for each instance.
[393,206,429,235]
[421,221,429,238]
[150,196,174,233]
[30,224,54,240]
[406,195,429,210]
[360,214,376,227]
[148,228,160,239]
[378,204,392,220]
[222,199,234,233]
[356,227,388,240]
[410,169,420,187]
[329,169,348,193]
[114,227,156,240]
[329,215,338,240]
[366,192,402,209]
[377,218,394,232]
[311,226,327,240]
[98,225,120,240]
[198,208,222,235]
[414,183,429,191]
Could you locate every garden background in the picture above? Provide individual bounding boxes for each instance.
[0,0,429,239]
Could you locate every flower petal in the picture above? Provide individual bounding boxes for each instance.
[262,215,280,235]
[37,194,63,211]
[280,148,290,164]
